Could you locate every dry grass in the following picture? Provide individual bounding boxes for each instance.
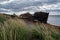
[0,19,60,40]
[0,14,60,40]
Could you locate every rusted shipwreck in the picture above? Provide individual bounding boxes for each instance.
[20,12,49,23]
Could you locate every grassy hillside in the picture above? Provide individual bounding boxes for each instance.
[0,14,60,40]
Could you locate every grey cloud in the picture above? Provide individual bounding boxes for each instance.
[0,0,9,2]
[0,1,43,12]
[46,9,60,12]
[0,9,9,12]
[47,0,60,4]
[0,0,60,13]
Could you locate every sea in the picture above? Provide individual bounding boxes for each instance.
[47,15,60,26]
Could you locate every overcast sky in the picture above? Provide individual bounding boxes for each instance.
[0,0,60,15]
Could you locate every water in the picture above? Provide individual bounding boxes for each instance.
[47,15,60,26]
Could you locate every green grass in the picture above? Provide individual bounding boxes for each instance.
[0,14,60,40]
[0,14,6,23]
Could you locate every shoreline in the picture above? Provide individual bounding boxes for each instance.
[47,23,60,30]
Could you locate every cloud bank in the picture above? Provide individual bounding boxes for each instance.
[0,0,60,15]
